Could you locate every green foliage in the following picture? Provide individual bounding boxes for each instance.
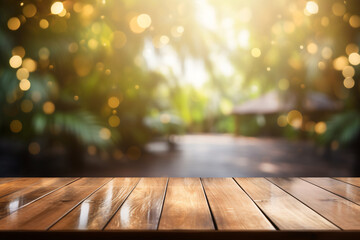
[1,0,360,159]
[33,110,114,147]
[322,111,360,146]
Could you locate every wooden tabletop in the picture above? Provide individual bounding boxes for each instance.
[0,177,359,238]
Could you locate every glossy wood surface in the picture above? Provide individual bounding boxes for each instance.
[335,177,360,187]
[0,178,43,198]
[0,178,16,185]
[235,178,338,230]
[0,178,77,219]
[303,177,360,205]
[268,177,360,230]
[202,178,274,230]
[106,178,167,230]
[0,177,359,232]
[158,178,214,230]
[51,178,139,230]
[0,178,111,230]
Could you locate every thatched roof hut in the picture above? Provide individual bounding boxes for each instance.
[232,90,342,115]
[231,90,342,135]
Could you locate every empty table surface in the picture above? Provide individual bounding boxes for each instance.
[0,177,359,234]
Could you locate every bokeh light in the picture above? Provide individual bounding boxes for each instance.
[43,101,55,114]
[321,47,333,59]
[19,79,31,91]
[108,115,120,127]
[346,43,359,55]
[51,2,64,15]
[28,142,40,155]
[305,1,319,15]
[108,97,121,108]
[129,16,145,34]
[7,17,21,31]
[10,120,22,133]
[16,68,29,80]
[349,15,360,28]
[307,43,318,54]
[23,4,37,18]
[287,110,303,129]
[277,115,288,127]
[342,66,355,78]
[348,53,360,65]
[9,55,22,68]
[99,128,111,140]
[333,56,348,71]
[332,2,346,16]
[137,14,152,28]
[314,121,327,134]
[251,48,261,58]
[22,58,37,72]
[343,77,355,89]
[39,19,49,29]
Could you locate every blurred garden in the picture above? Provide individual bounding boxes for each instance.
[0,0,360,176]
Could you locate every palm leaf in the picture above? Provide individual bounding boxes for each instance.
[323,111,360,146]
[33,110,116,147]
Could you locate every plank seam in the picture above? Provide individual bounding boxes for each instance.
[46,177,114,231]
[0,178,44,199]
[301,178,360,206]
[156,178,169,230]
[331,178,360,189]
[265,178,342,230]
[0,177,81,219]
[232,178,279,231]
[199,178,218,230]
[102,178,142,230]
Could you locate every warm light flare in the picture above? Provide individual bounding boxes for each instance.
[51,2,64,15]
[305,1,319,15]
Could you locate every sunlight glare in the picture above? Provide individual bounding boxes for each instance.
[237,29,250,49]
[196,0,217,30]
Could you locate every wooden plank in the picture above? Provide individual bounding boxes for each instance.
[158,178,214,230]
[0,178,78,219]
[303,178,360,205]
[202,178,274,230]
[235,178,338,230]
[268,178,360,230]
[1,231,360,240]
[0,178,43,198]
[0,178,111,230]
[50,178,139,230]
[335,178,360,188]
[0,178,16,185]
[105,178,168,230]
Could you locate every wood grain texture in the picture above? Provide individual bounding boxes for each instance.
[0,178,16,185]
[105,178,167,230]
[158,178,214,230]
[50,178,139,230]
[0,178,43,198]
[0,178,78,219]
[303,178,360,205]
[268,178,360,230]
[202,178,274,230]
[0,178,111,230]
[235,178,338,230]
[335,178,360,188]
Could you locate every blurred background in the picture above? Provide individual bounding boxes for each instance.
[0,0,359,177]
